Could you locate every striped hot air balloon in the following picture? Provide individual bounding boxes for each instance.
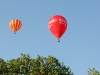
[9,19,22,34]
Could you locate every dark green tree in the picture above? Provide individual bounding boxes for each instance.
[0,54,73,75]
[0,58,8,75]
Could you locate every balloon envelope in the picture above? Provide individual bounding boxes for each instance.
[48,15,68,42]
[9,19,22,34]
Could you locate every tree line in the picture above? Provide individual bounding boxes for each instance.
[0,54,100,75]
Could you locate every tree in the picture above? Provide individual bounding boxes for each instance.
[0,54,73,75]
[88,68,100,75]
[0,58,8,75]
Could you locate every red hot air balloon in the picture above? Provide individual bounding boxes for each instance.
[48,15,68,42]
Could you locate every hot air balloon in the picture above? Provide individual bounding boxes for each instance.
[9,19,22,34]
[48,15,68,42]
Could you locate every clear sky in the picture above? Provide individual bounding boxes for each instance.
[0,0,100,75]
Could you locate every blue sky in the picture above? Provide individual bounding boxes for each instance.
[0,0,100,75]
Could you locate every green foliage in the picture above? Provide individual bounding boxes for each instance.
[0,54,73,75]
[88,68,100,75]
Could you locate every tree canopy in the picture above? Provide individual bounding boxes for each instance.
[0,54,73,75]
[88,68,100,75]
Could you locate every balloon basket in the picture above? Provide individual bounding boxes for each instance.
[14,32,16,34]
[58,39,60,42]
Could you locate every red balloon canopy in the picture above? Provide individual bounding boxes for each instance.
[48,15,68,42]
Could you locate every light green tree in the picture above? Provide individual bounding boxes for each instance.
[88,68,100,75]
